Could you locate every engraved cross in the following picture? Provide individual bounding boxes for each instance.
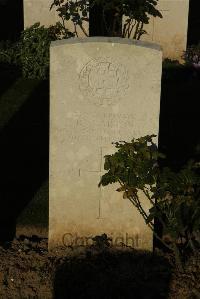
[78,147,106,219]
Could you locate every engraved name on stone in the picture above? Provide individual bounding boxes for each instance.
[79,57,129,106]
[63,112,145,144]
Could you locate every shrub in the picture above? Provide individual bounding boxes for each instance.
[18,23,53,79]
[0,40,21,66]
[98,135,200,271]
[0,22,74,79]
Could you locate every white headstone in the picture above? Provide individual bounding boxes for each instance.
[49,37,162,250]
[23,0,88,37]
[123,0,189,61]
[23,0,189,61]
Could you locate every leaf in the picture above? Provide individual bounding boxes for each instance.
[116,186,126,192]
[82,9,88,17]
[104,156,111,170]
[65,13,71,20]
[98,172,117,187]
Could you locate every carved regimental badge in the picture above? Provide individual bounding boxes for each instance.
[79,57,129,106]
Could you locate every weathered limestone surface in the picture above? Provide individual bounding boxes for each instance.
[23,0,88,37]
[49,37,162,250]
[126,0,189,61]
[23,0,58,28]
[23,0,189,61]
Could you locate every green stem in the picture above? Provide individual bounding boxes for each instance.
[128,20,136,38]
[119,183,182,259]
[129,195,152,228]
[133,21,140,39]
[128,194,174,251]
[73,23,78,37]
[143,188,155,206]
[137,22,144,40]
[56,1,69,37]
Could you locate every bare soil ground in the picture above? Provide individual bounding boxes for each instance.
[0,236,200,299]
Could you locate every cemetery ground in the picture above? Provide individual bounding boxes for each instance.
[0,62,200,298]
[0,236,200,299]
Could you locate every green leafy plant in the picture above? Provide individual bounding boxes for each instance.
[48,21,75,40]
[98,135,200,271]
[18,23,53,79]
[0,22,74,79]
[0,40,21,66]
[50,0,162,38]
[50,0,89,37]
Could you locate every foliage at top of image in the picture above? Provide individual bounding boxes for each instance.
[19,23,54,79]
[0,0,162,79]
[0,22,74,79]
[50,0,162,39]
[19,22,76,79]
[98,135,200,271]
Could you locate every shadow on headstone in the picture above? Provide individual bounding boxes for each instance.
[0,80,49,241]
[53,250,172,299]
[0,0,23,41]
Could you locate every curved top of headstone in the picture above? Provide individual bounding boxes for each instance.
[51,37,162,52]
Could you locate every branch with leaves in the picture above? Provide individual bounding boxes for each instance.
[50,0,162,38]
[98,135,200,271]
